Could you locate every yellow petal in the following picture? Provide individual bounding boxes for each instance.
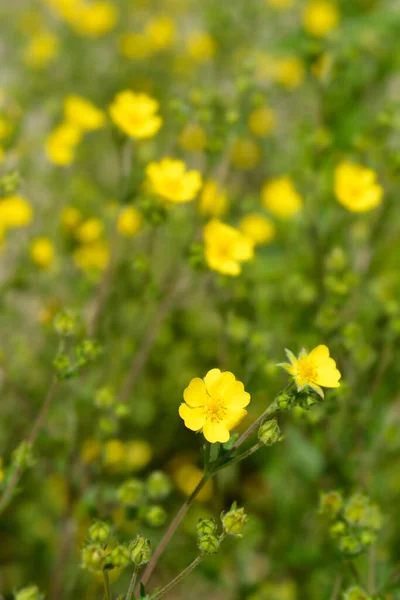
[179,404,206,431]
[316,367,341,388]
[308,345,330,360]
[203,421,230,444]
[224,408,247,430]
[203,368,222,394]
[183,377,208,407]
[224,381,251,408]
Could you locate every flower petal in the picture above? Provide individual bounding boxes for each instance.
[315,367,341,388]
[203,421,230,444]
[224,381,251,408]
[179,404,206,431]
[284,349,297,365]
[224,408,248,430]
[203,368,222,394]
[308,345,330,360]
[183,377,208,407]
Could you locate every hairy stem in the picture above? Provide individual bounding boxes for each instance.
[103,570,112,600]
[151,556,203,600]
[125,565,139,600]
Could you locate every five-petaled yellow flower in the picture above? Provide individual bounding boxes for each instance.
[109,91,162,139]
[334,162,383,213]
[279,345,341,397]
[203,219,254,276]
[179,369,251,443]
[146,158,202,203]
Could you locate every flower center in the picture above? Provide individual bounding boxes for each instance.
[296,358,317,384]
[204,395,227,423]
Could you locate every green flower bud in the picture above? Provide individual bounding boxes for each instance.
[81,544,107,572]
[198,533,220,554]
[95,387,115,408]
[258,418,283,446]
[196,518,217,537]
[118,479,145,507]
[76,340,102,365]
[109,544,130,569]
[144,505,167,528]
[0,170,21,196]
[114,403,129,418]
[14,585,43,600]
[329,521,346,538]
[344,493,370,527]
[53,353,74,380]
[275,393,293,411]
[129,535,152,566]
[319,491,343,519]
[146,471,172,501]
[360,530,376,547]
[88,520,111,543]
[13,441,35,469]
[221,503,248,537]
[53,310,78,337]
[338,534,362,555]
[343,586,371,600]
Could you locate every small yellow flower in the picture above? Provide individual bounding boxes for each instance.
[231,137,261,170]
[118,33,153,60]
[73,1,118,38]
[61,206,82,229]
[64,95,105,131]
[124,440,152,470]
[73,241,109,271]
[261,176,303,218]
[303,0,340,38]
[203,219,254,276]
[248,106,277,138]
[198,179,228,217]
[178,123,207,153]
[30,237,55,268]
[279,345,341,397]
[117,206,142,237]
[45,121,82,166]
[146,158,202,203]
[109,91,162,139]
[80,438,102,464]
[275,57,305,89]
[179,369,251,443]
[186,31,216,63]
[334,162,383,213]
[76,218,104,243]
[145,16,176,50]
[0,195,33,229]
[239,214,275,246]
[23,30,60,68]
[173,462,212,501]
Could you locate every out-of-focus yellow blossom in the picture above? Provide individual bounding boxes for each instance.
[30,237,55,268]
[45,121,82,166]
[267,0,296,8]
[23,31,60,68]
[145,16,176,50]
[178,123,207,153]
[73,241,109,271]
[248,105,277,137]
[109,91,162,139]
[50,0,118,38]
[186,31,216,63]
[80,438,102,464]
[275,57,305,89]
[76,218,104,243]
[0,457,4,483]
[117,206,142,237]
[61,206,82,230]
[279,345,341,397]
[0,195,33,230]
[231,137,261,170]
[239,214,276,246]
[146,158,202,203]
[118,33,153,60]
[0,118,13,139]
[334,162,383,213]
[64,95,105,131]
[124,441,152,470]
[261,176,303,218]
[179,368,251,443]
[174,462,212,502]
[303,0,340,38]
[198,179,228,217]
[203,219,254,276]
[103,439,125,469]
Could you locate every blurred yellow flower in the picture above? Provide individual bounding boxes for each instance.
[261,176,303,218]
[103,439,125,468]
[61,206,82,230]
[118,33,153,60]
[73,240,109,271]
[109,91,162,139]
[146,16,176,50]
[76,218,104,243]
[279,345,341,397]
[186,31,216,63]
[174,462,212,501]
[64,95,105,131]
[124,440,152,470]
[334,162,383,213]
[231,137,261,170]
[248,105,277,137]
[30,237,55,268]
[0,118,12,140]
[303,0,340,38]
[267,0,295,7]
[146,158,202,203]
[275,57,305,89]
[23,31,60,68]
[80,438,102,464]
[203,219,254,276]
[73,1,118,37]
[179,368,251,443]
[117,206,142,237]
[239,214,275,245]
[178,123,207,153]
[45,121,82,166]
[198,179,228,217]
[0,195,33,230]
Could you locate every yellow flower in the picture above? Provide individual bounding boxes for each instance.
[76,218,104,243]
[45,121,82,166]
[80,438,102,464]
[145,16,176,50]
[275,57,305,89]
[124,441,152,470]
[198,179,228,217]
[303,0,340,38]
[30,237,55,268]
[109,91,162,139]
[231,137,261,170]
[23,31,60,68]
[239,214,275,245]
[61,206,82,229]
[179,369,251,443]
[73,1,118,38]
[279,345,341,397]
[146,158,202,203]
[173,462,212,501]
[64,95,105,131]
[203,219,254,276]
[117,206,142,237]
[0,195,33,230]
[118,33,153,60]
[178,123,207,153]
[73,241,109,271]
[186,31,216,63]
[261,176,303,218]
[334,162,383,213]
[248,106,277,137]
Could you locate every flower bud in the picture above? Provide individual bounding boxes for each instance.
[13,441,35,469]
[53,353,74,379]
[344,493,369,527]
[338,534,362,555]
[198,534,220,554]
[196,518,217,537]
[343,586,371,600]
[146,471,172,501]
[88,520,111,543]
[129,535,152,566]
[53,310,78,337]
[319,491,343,519]
[258,418,282,446]
[329,521,346,538]
[15,586,43,600]
[221,503,248,537]
[275,392,293,411]
[81,544,107,572]
[118,479,145,507]
[76,340,102,365]
[143,505,167,527]
[109,544,130,569]
[95,387,115,408]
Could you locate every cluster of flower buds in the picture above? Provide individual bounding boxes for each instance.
[14,585,44,600]
[117,471,172,528]
[81,520,130,573]
[196,518,220,555]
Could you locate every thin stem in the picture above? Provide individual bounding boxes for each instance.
[368,544,376,594]
[330,573,343,600]
[347,560,361,584]
[151,556,203,600]
[230,403,277,453]
[214,442,263,474]
[125,565,139,600]
[103,570,112,600]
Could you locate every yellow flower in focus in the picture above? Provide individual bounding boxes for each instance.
[30,237,55,268]
[146,158,202,203]
[248,106,277,137]
[73,241,109,271]
[174,463,212,502]
[203,219,254,276]
[275,57,305,89]
[303,0,340,38]
[45,121,82,166]
[76,218,104,243]
[261,176,303,218]
[231,137,261,170]
[145,16,175,50]
[239,214,275,246]
[118,33,153,60]
[334,162,383,213]
[186,31,216,63]
[179,368,251,443]
[109,91,162,139]
[198,179,228,218]
[279,345,341,397]
[178,123,207,153]
[124,441,152,471]
[64,95,105,131]
[117,206,142,237]
[0,195,33,229]
[23,31,60,68]
[267,0,295,7]
[80,438,102,464]
[61,206,82,230]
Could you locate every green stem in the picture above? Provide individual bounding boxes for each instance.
[151,556,203,600]
[214,442,263,474]
[125,565,139,600]
[103,570,112,600]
